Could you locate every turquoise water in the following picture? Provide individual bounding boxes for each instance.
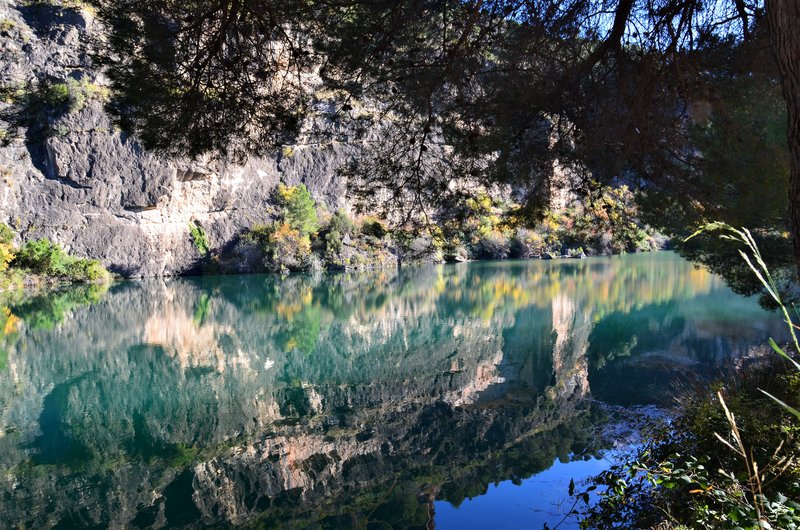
[0,253,786,528]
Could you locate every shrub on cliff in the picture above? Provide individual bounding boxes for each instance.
[473,230,511,260]
[14,239,110,283]
[275,184,319,237]
[319,210,354,264]
[360,217,389,240]
[327,210,354,237]
[250,223,314,274]
[0,223,14,273]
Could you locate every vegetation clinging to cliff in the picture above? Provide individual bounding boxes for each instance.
[0,224,111,287]
[238,184,661,275]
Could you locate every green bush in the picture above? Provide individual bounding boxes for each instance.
[320,210,354,263]
[580,362,800,530]
[244,224,272,248]
[473,230,511,260]
[62,258,110,283]
[361,218,389,240]
[41,83,70,109]
[13,238,110,283]
[327,209,354,237]
[275,183,319,237]
[247,222,314,273]
[14,239,68,274]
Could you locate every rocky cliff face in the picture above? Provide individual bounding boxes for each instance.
[0,0,362,277]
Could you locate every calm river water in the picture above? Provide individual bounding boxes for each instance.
[0,253,786,529]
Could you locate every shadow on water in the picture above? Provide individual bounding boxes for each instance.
[0,253,787,528]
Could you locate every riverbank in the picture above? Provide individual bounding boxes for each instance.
[0,182,664,287]
[576,352,800,529]
[195,183,666,277]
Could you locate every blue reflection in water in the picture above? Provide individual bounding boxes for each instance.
[0,252,786,529]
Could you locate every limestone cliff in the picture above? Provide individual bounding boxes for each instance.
[0,0,363,277]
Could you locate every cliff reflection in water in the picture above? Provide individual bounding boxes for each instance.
[0,253,786,529]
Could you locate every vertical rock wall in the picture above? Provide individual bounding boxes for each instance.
[0,0,356,277]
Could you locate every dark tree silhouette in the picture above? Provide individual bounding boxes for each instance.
[90,0,799,265]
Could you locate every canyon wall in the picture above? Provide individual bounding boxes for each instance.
[0,0,364,277]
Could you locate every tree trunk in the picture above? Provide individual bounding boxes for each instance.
[766,0,800,276]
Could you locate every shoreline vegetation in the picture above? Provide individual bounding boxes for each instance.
[574,355,800,530]
[573,226,800,530]
[203,182,666,277]
[3,182,664,291]
[0,222,112,292]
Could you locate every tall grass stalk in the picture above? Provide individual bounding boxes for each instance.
[687,223,800,524]
[689,223,800,420]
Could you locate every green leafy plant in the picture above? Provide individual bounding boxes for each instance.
[189,222,210,257]
[247,222,314,274]
[275,183,318,237]
[13,238,110,283]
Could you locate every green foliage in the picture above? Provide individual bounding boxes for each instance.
[242,184,659,277]
[0,78,109,144]
[325,229,344,259]
[40,83,69,108]
[189,222,210,256]
[248,222,314,273]
[65,78,107,113]
[0,18,16,35]
[580,364,800,530]
[15,239,68,274]
[275,184,319,237]
[327,209,354,237]
[444,186,658,260]
[319,210,354,264]
[360,218,388,240]
[13,239,110,283]
[167,444,198,469]
[641,72,792,300]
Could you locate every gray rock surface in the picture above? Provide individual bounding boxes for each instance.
[0,0,358,277]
